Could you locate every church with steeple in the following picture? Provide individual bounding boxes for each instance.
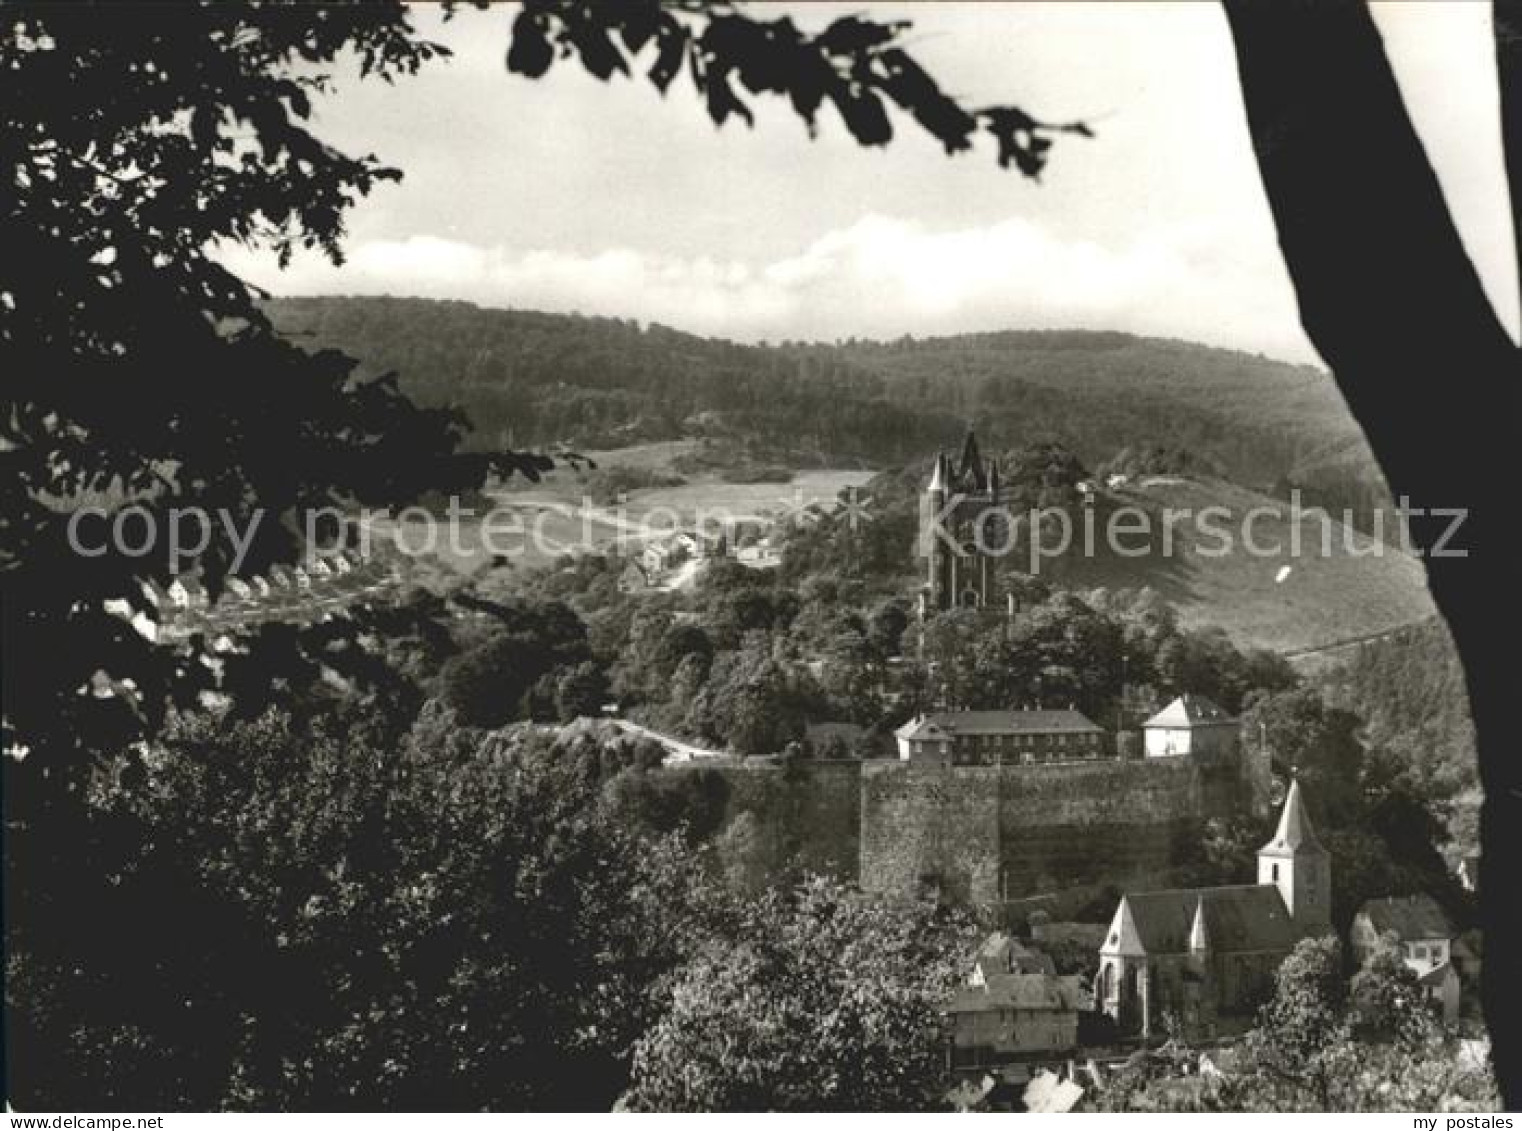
[1095,777,1333,1039]
[921,430,1007,616]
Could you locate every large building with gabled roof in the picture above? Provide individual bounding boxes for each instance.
[1096,777,1331,1038]
[893,708,1107,766]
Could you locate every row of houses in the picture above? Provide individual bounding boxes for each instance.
[104,550,393,641]
[616,525,785,593]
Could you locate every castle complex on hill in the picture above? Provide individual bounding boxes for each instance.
[664,433,1275,916]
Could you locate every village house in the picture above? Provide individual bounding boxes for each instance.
[946,934,1086,1070]
[1097,778,1331,1039]
[1351,894,1461,1023]
[1142,694,1238,758]
[167,575,208,610]
[617,560,652,594]
[971,932,1058,980]
[102,589,159,643]
[638,537,684,576]
[893,709,1106,766]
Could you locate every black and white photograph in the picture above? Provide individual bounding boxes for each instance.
[4,0,1520,1115]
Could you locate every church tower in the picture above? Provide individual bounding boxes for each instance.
[1257,777,1332,937]
[921,430,1002,615]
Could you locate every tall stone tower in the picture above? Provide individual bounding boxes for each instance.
[1257,777,1333,937]
[922,430,1003,615]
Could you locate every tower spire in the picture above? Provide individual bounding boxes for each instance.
[1188,896,1210,953]
[928,450,947,494]
[1260,776,1324,855]
[956,429,987,490]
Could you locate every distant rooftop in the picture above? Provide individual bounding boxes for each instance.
[1143,693,1234,728]
[1358,894,1453,941]
[895,709,1103,740]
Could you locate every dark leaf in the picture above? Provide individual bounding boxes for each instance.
[817,15,904,56]
[704,68,754,128]
[829,83,892,147]
[616,3,661,54]
[506,10,554,78]
[647,23,687,92]
[877,49,976,153]
[564,16,628,82]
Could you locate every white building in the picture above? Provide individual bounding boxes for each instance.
[1350,894,1461,1023]
[1142,694,1238,758]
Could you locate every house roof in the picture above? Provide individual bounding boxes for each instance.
[1419,961,1458,989]
[1143,694,1234,728]
[1357,894,1453,942]
[973,932,1057,978]
[1110,885,1296,956]
[896,709,1103,741]
[1259,777,1328,857]
[945,973,1086,1015]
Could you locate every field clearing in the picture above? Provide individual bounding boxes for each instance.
[580,439,703,469]
[384,454,874,588]
[491,465,872,525]
[618,470,874,524]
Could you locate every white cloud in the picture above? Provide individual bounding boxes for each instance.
[222,212,1313,362]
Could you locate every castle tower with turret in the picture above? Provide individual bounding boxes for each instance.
[1257,777,1333,937]
[922,430,1005,616]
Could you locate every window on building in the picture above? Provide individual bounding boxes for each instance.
[1271,863,1279,882]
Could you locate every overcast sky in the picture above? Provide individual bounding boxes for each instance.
[224,1,1519,366]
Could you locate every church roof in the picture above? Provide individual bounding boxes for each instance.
[1109,885,1296,957]
[1143,693,1234,728]
[1357,894,1453,942]
[1259,777,1327,857]
[897,709,1103,740]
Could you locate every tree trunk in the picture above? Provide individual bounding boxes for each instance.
[1499,0,1521,329]
[1222,0,1522,1106]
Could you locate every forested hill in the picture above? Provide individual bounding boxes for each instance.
[265,296,1386,517]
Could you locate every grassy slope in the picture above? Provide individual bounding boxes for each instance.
[1053,477,1434,653]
